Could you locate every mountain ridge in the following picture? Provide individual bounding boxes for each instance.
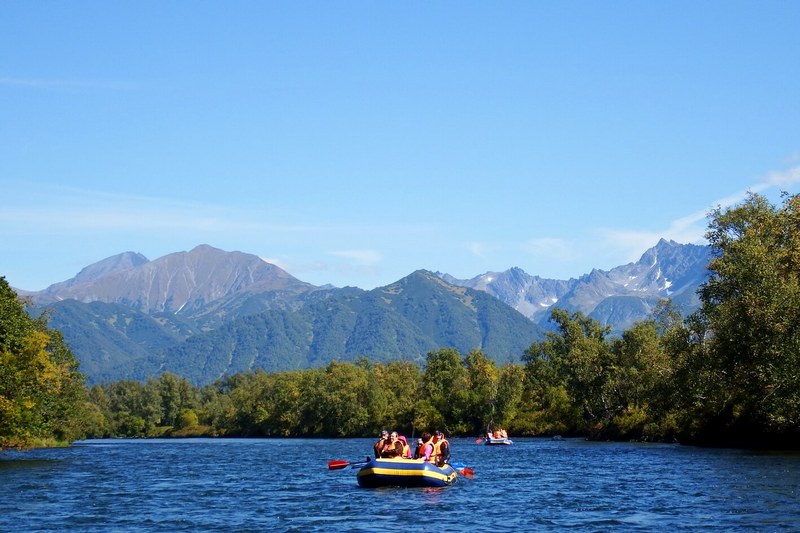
[436,238,711,332]
[19,239,711,384]
[31,244,318,317]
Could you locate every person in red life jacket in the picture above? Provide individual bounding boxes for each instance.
[414,432,433,460]
[374,430,389,458]
[380,431,404,458]
[430,430,450,467]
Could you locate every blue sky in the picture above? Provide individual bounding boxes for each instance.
[2,1,799,291]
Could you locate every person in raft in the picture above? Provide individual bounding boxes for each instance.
[379,431,404,458]
[397,435,412,458]
[430,430,450,467]
[374,430,389,458]
[414,432,433,461]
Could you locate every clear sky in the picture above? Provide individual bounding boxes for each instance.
[2,1,799,291]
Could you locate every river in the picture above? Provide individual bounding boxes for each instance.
[1,437,797,531]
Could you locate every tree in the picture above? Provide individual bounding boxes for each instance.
[494,363,525,433]
[607,319,672,439]
[523,309,614,435]
[420,348,470,434]
[372,359,421,435]
[157,372,197,428]
[314,361,373,437]
[463,349,498,434]
[0,277,87,449]
[696,192,800,444]
[95,379,161,437]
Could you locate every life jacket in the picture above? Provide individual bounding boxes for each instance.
[414,439,425,459]
[381,439,401,458]
[374,437,387,458]
[430,437,449,464]
[415,437,433,461]
[398,436,411,458]
[423,442,434,461]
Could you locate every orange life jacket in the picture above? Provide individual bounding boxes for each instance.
[381,439,401,457]
[419,438,434,461]
[398,437,411,458]
[430,437,449,464]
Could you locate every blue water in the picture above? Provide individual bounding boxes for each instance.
[1,437,798,531]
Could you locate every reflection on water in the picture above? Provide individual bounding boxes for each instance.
[1,438,798,531]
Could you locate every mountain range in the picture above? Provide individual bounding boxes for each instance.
[439,238,711,332]
[18,239,711,385]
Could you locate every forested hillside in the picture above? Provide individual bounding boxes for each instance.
[38,270,543,384]
[72,194,800,448]
[3,193,800,450]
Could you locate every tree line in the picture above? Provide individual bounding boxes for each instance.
[2,192,799,449]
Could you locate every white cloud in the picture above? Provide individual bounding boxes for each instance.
[592,163,800,265]
[0,183,316,235]
[466,241,496,258]
[522,237,575,260]
[330,249,383,266]
[259,257,290,271]
[760,165,800,188]
[0,200,242,233]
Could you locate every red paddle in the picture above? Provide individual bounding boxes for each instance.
[327,459,351,470]
[458,466,475,479]
[327,459,370,470]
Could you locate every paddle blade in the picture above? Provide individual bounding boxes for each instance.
[474,438,483,444]
[459,467,475,479]
[327,460,350,470]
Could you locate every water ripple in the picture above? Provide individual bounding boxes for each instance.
[1,438,799,531]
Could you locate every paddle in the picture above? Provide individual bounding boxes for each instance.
[474,437,484,444]
[327,459,370,470]
[449,461,475,479]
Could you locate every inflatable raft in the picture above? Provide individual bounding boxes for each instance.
[484,436,513,445]
[356,457,459,488]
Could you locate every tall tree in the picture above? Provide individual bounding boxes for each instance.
[372,359,421,436]
[523,309,615,436]
[420,348,470,434]
[463,349,498,434]
[0,277,87,449]
[698,192,800,443]
[314,361,373,437]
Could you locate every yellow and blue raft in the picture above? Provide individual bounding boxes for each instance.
[356,457,459,488]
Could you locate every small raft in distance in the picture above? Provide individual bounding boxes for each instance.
[356,457,459,488]
[484,435,513,445]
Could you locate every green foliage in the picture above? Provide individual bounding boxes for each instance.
[372,360,421,434]
[85,349,508,440]
[422,348,470,434]
[521,307,679,440]
[692,193,800,445]
[523,309,614,433]
[463,349,499,432]
[0,277,88,449]
[494,363,526,431]
[68,196,800,448]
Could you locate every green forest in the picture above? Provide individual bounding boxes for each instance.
[2,193,799,450]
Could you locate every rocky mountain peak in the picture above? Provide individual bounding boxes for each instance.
[439,240,712,333]
[30,245,316,314]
